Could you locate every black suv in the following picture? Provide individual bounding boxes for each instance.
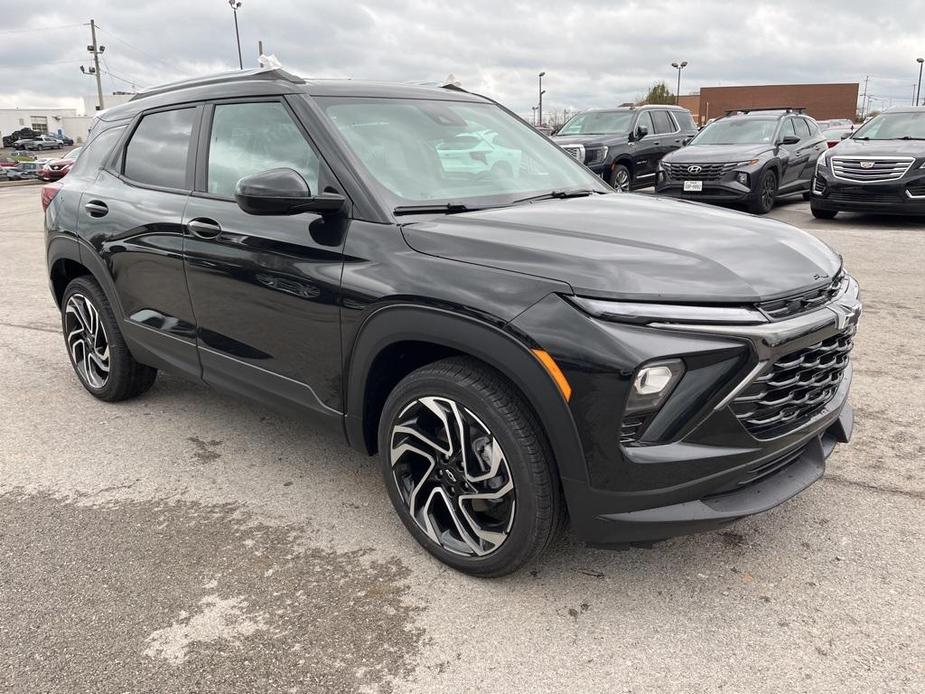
[656,108,828,214]
[811,106,925,218]
[552,105,698,190]
[44,69,860,576]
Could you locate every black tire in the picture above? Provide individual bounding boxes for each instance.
[61,276,157,402]
[378,356,565,577]
[802,191,812,201]
[810,202,838,220]
[609,163,632,191]
[748,168,778,214]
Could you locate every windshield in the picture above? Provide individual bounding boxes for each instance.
[852,111,925,140]
[557,111,635,136]
[691,118,778,145]
[317,96,607,209]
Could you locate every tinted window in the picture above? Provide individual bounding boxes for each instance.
[673,110,696,131]
[68,127,124,179]
[651,110,675,134]
[123,108,195,189]
[558,111,635,136]
[779,119,798,139]
[803,118,820,136]
[793,118,811,139]
[636,111,655,136]
[208,102,321,198]
[692,118,777,144]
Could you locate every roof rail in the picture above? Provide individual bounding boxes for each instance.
[724,106,807,116]
[130,67,305,101]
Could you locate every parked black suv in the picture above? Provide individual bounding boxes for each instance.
[44,69,860,576]
[552,105,698,190]
[656,108,828,214]
[811,106,925,218]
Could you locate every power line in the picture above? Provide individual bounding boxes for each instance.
[0,23,81,36]
[93,25,183,71]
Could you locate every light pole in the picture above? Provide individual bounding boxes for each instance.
[671,61,688,105]
[917,58,924,106]
[229,0,243,70]
[538,71,546,127]
[531,106,538,125]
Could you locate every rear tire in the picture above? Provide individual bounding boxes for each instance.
[810,202,838,220]
[61,276,157,402]
[748,168,778,214]
[378,357,565,577]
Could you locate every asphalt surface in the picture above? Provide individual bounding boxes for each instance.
[0,186,923,693]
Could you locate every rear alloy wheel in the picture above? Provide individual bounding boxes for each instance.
[609,164,632,191]
[61,276,157,401]
[379,357,564,576]
[748,168,778,214]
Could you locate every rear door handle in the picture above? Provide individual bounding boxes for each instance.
[187,217,222,239]
[84,200,108,218]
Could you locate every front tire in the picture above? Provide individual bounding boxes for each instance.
[61,276,157,401]
[378,357,564,577]
[810,202,838,219]
[748,168,778,214]
[609,163,632,191]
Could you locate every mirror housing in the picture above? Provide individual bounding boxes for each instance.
[634,124,649,140]
[234,168,344,216]
[840,132,852,140]
[778,135,801,146]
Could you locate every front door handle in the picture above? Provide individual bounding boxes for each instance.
[187,218,222,239]
[84,200,108,218]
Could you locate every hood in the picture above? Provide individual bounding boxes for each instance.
[552,133,630,147]
[400,193,841,303]
[663,143,773,164]
[830,137,925,159]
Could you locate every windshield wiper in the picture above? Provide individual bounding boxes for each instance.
[895,136,925,140]
[393,202,475,216]
[510,189,599,205]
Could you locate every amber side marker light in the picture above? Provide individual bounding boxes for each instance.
[531,349,572,402]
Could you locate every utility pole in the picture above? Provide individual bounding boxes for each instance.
[80,20,105,111]
[229,1,243,69]
[258,40,263,63]
[538,71,546,128]
[860,75,869,120]
[916,58,924,106]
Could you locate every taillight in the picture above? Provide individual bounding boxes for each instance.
[827,140,838,148]
[41,182,62,211]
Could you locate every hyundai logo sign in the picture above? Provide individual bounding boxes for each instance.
[687,165,703,174]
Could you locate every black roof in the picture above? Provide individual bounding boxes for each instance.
[99,67,488,122]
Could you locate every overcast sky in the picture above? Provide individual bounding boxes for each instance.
[2,0,924,117]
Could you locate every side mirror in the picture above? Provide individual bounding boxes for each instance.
[840,132,852,140]
[234,167,345,216]
[778,135,800,146]
[635,124,649,140]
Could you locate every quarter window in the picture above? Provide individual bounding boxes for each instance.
[123,108,196,189]
[68,126,125,179]
[207,101,320,198]
[793,118,811,139]
[779,118,798,140]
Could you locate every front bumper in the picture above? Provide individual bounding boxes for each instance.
[655,170,758,204]
[509,281,861,546]
[812,167,925,215]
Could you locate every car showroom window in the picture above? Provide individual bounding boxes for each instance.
[123,108,196,189]
[68,126,125,179]
[651,110,675,134]
[794,117,811,139]
[207,101,320,198]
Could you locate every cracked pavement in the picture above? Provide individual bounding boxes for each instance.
[0,186,923,693]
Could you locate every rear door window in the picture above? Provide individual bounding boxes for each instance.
[793,117,811,140]
[123,108,196,189]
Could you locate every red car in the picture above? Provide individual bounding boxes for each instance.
[39,147,82,181]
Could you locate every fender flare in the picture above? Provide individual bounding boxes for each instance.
[47,235,126,322]
[344,304,588,484]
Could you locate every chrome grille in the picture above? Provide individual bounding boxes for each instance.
[561,144,584,162]
[732,324,855,439]
[758,275,844,320]
[831,156,914,183]
[907,182,925,198]
[662,162,737,181]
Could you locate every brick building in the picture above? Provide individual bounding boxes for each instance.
[691,83,859,124]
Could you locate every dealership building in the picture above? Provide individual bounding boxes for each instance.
[679,83,860,124]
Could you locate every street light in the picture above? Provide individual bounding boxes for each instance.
[538,71,546,127]
[229,0,243,70]
[671,61,688,105]
[917,58,924,106]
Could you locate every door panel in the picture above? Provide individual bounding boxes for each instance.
[184,99,346,418]
[632,111,659,179]
[777,118,801,188]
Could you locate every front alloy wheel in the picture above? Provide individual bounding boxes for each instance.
[390,396,516,557]
[610,164,631,191]
[64,293,110,389]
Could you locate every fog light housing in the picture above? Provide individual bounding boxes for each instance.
[736,172,750,186]
[626,359,685,414]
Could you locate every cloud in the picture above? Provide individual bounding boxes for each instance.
[2,0,924,115]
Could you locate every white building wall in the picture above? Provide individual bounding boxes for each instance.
[0,108,78,140]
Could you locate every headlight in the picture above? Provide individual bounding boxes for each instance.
[735,159,760,167]
[816,154,828,171]
[585,145,608,165]
[569,296,767,325]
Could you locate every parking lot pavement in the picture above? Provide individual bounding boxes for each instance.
[1,186,922,693]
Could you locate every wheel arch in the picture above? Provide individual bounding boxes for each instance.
[48,236,126,321]
[344,304,588,484]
